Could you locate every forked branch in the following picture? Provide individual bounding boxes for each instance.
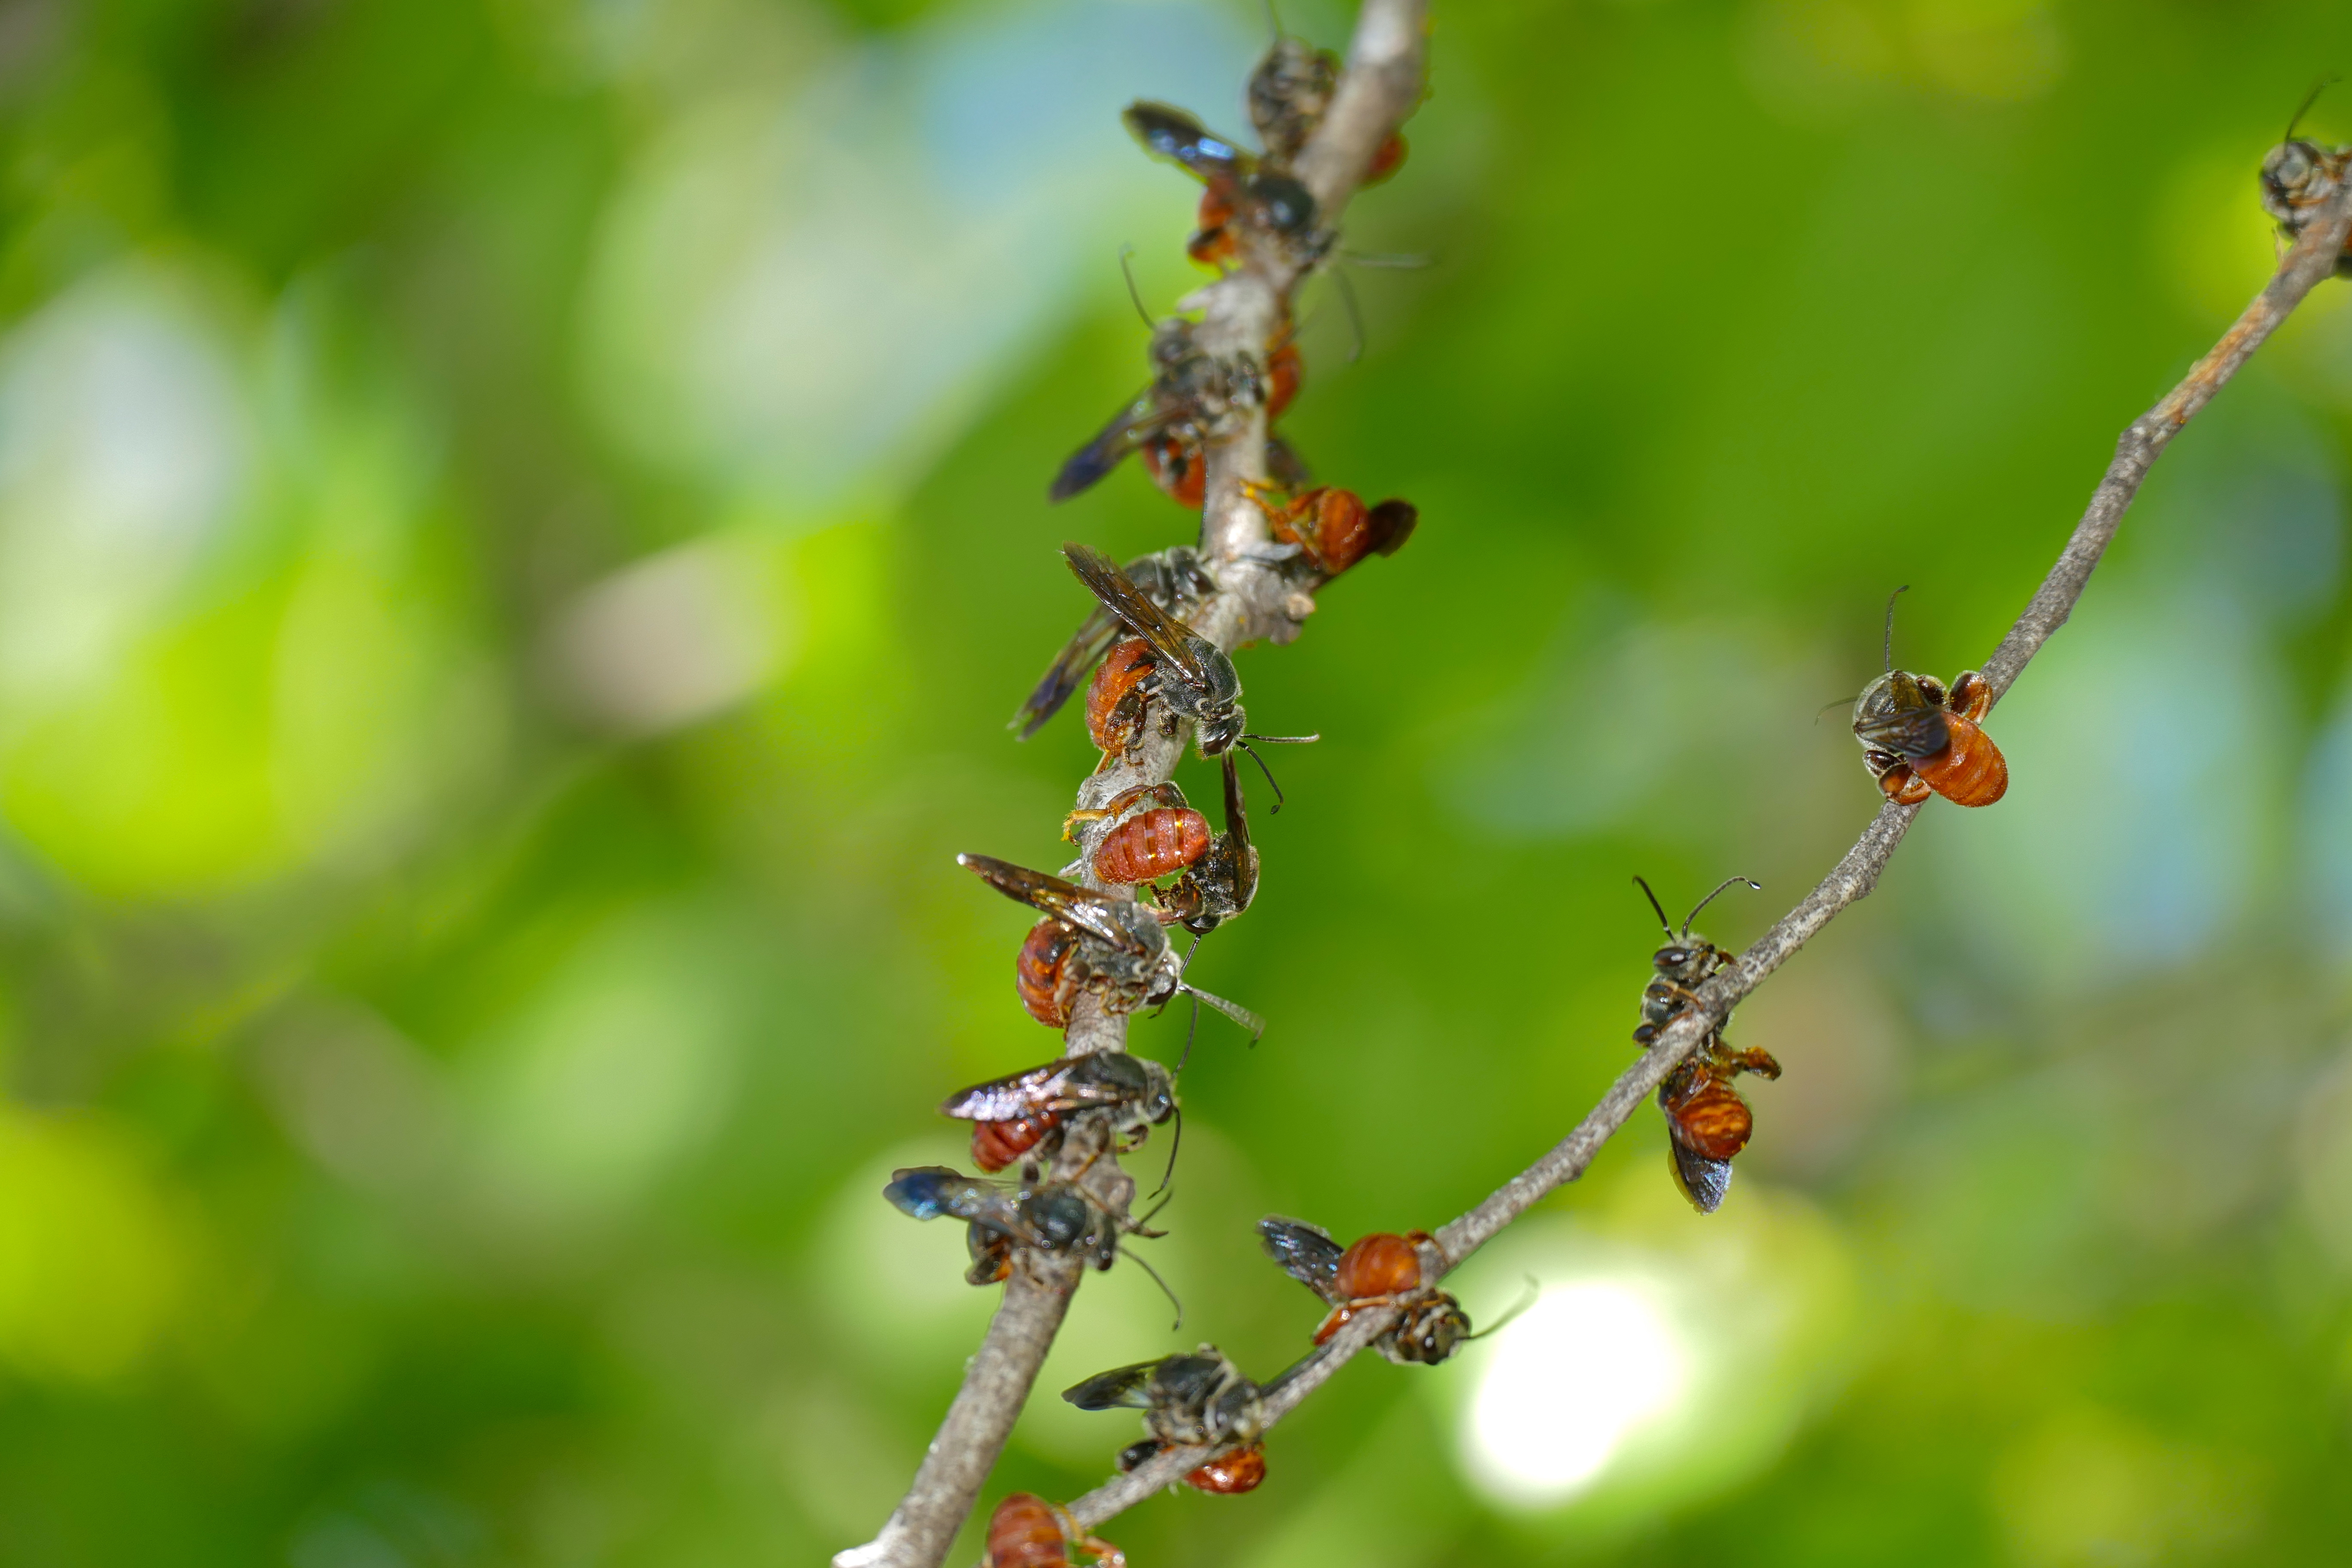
[1064,162,2352,1530]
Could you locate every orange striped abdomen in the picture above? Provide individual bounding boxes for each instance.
[1185,1443,1266,1494]
[1093,807,1210,884]
[982,1494,1072,1568]
[1668,1078,1753,1160]
[1331,1231,1426,1301]
[972,1112,1059,1173]
[1085,639,1156,756]
[1912,714,2007,806]
[1016,920,1078,1028]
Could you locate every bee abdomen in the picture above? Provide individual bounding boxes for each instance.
[1331,1231,1425,1301]
[972,1113,1058,1173]
[1093,807,1210,884]
[1915,715,2008,806]
[1085,638,1157,756]
[1185,1443,1266,1494]
[1016,920,1079,1028]
[1670,1080,1753,1160]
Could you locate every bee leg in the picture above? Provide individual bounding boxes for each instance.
[1721,1044,1782,1080]
[1877,766,1931,805]
[1063,806,1112,841]
[1947,670,1992,723]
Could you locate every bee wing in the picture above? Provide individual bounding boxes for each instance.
[1364,499,1418,557]
[1853,705,1951,759]
[1665,1141,1733,1215]
[1062,1359,1166,1411]
[1257,1216,1346,1302]
[957,853,1141,952]
[1265,434,1314,490]
[1063,542,1213,687]
[1009,606,1122,739]
[938,1059,1078,1121]
[1219,750,1252,869]
[883,1166,1005,1222]
[1049,393,1172,503]
[1121,101,1247,183]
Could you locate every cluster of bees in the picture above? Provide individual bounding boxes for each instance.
[849,30,2352,1568]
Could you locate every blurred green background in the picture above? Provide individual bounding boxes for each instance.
[9,0,2352,1562]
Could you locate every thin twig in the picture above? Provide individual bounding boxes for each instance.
[1063,162,2352,1533]
[832,7,1430,1565]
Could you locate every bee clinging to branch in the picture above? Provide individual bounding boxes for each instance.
[1630,875,1779,1214]
[982,1495,1123,1568]
[1850,587,2008,808]
[959,853,1265,1038]
[1064,1346,1270,1493]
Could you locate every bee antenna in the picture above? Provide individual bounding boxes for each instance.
[1260,0,1282,44]
[1182,980,1266,1046]
[1460,1276,1543,1343]
[1172,929,1205,1074]
[1152,1104,1183,1198]
[1119,1245,1184,1330]
[2288,76,2339,142]
[1116,243,1154,331]
[1681,876,1761,938]
[1332,265,1364,364]
[1631,875,1675,940]
[1882,585,1909,674]
[1242,738,1317,808]
[1815,694,1859,724]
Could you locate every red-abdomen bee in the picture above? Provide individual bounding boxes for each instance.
[961,854,1263,1038]
[1064,1346,1267,1493]
[1632,876,1779,1214]
[1052,321,1297,506]
[1066,752,1259,934]
[1062,543,1316,767]
[1850,592,2007,808]
[1248,483,1418,578]
[982,1494,1124,1568]
[1013,546,1214,742]
[1123,101,1325,269]
[1257,1217,1469,1364]
[939,1052,1176,1175]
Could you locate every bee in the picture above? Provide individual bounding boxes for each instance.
[1247,483,1418,579]
[1246,34,1407,184]
[1061,543,1317,775]
[939,1051,1176,1176]
[1050,318,1304,505]
[1631,876,1780,1214]
[2260,83,2352,277]
[960,853,1265,1038]
[1256,1219,1470,1365]
[1123,101,1326,269]
[1850,588,2007,808]
[982,1494,1124,1568]
[1065,751,1259,932]
[883,1166,1180,1318]
[1064,1346,1268,1493]
[1013,546,1216,742]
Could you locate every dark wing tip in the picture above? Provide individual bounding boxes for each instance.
[1667,1143,1732,1214]
[1366,500,1418,557]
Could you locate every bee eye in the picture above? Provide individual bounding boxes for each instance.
[1658,947,1690,967]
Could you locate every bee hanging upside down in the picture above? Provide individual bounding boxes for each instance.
[1850,587,2007,808]
[1632,875,1780,1214]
